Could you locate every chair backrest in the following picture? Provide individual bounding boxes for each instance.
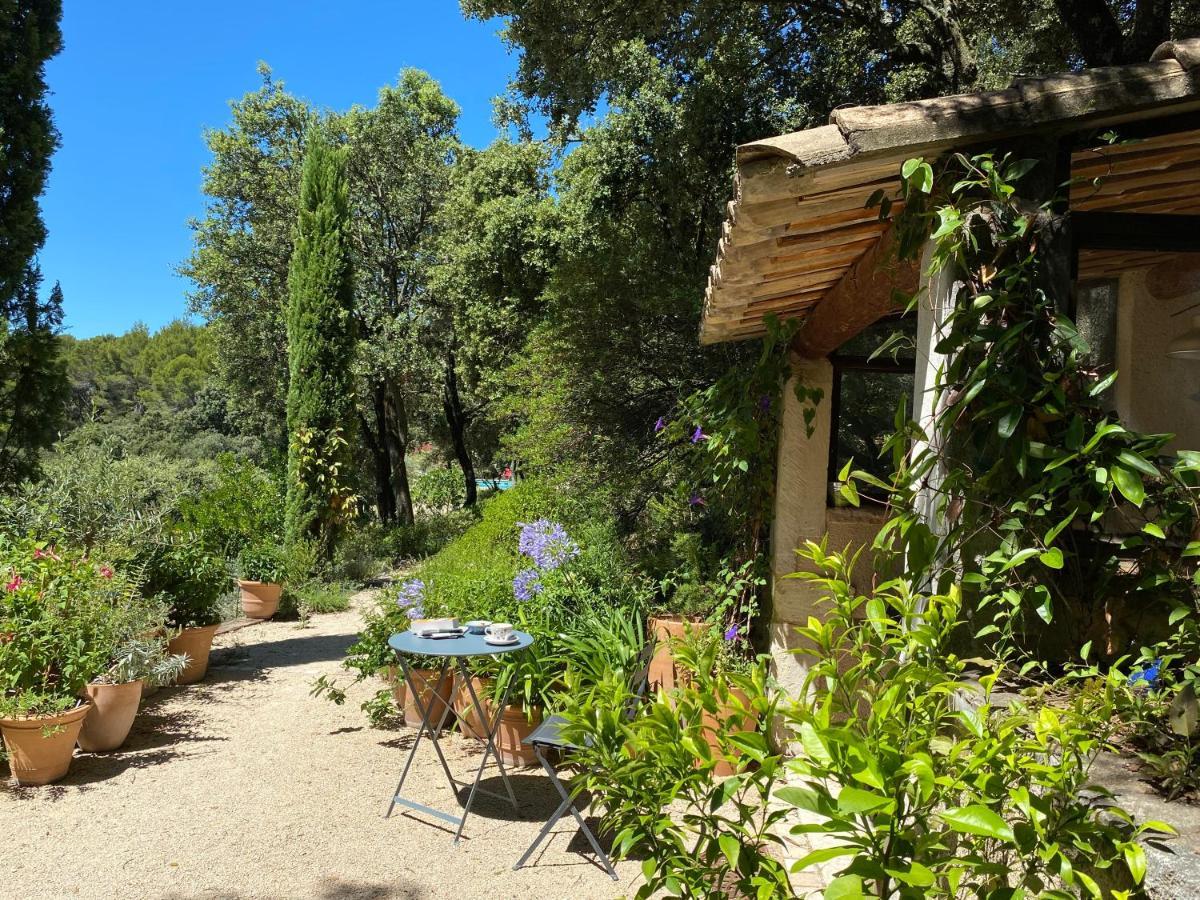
[623,641,655,721]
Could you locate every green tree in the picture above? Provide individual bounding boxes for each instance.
[0,270,67,482]
[182,65,315,449]
[427,139,557,503]
[0,0,66,484]
[284,130,358,559]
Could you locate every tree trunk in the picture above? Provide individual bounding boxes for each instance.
[442,349,477,506]
[360,390,395,524]
[382,376,415,526]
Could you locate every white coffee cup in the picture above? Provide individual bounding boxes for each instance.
[485,622,514,642]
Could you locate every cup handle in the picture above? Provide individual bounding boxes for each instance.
[484,625,497,637]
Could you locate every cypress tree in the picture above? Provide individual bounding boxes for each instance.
[284,130,358,560]
[0,0,66,484]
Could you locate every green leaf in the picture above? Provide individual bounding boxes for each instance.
[791,846,857,871]
[1123,842,1146,884]
[1039,548,1064,569]
[824,874,864,900]
[1111,465,1146,507]
[938,804,1015,842]
[718,834,741,872]
[836,786,891,814]
[1143,523,1166,540]
[798,722,833,766]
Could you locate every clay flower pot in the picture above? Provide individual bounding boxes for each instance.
[452,675,494,740]
[0,703,92,786]
[402,667,454,732]
[382,665,407,708]
[493,704,542,768]
[77,681,142,752]
[238,580,282,619]
[648,615,701,693]
[702,687,759,777]
[168,623,221,685]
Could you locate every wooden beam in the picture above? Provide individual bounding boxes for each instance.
[1073,212,1200,252]
[789,225,919,359]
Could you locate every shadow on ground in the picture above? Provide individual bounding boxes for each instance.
[158,876,429,900]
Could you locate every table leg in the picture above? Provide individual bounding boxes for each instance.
[453,659,519,844]
[385,657,457,819]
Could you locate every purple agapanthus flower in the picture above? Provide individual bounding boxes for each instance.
[396,578,425,610]
[688,492,706,507]
[724,624,739,642]
[654,416,667,433]
[1129,659,1162,689]
[691,426,707,444]
[759,394,772,412]
[513,568,543,602]
[517,519,580,571]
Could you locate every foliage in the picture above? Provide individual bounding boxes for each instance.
[0,538,133,716]
[139,538,228,629]
[236,542,288,584]
[411,467,464,512]
[845,151,1200,661]
[284,129,360,560]
[288,580,352,617]
[177,453,284,558]
[560,643,784,899]
[0,442,210,551]
[0,0,67,487]
[779,542,1161,898]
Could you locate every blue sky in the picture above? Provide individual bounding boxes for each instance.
[39,1,522,338]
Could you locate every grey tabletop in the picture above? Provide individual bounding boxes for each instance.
[388,629,533,658]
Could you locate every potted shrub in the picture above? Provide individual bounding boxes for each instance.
[489,628,563,767]
[647,584,709,693]
[0,540,125,785]
[235,543,287,619]
[675,626,762,777]
[142,540,226,685]
[79,594,187,753]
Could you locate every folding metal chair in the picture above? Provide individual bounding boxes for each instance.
[513,641,655,880]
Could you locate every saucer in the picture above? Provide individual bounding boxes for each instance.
[484,634,519,646]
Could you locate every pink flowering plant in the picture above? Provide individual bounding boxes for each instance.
[0,537,133,718]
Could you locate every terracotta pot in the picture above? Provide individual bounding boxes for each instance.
[492,704,542,768]
[0,703,91,786]
[77,681,142,753]
[402,667,454,731]
[452,675,494,740]
[139,678,159,699]
[701,687,759,777]
[648,615,701,693]
[238,580,282,619]
[382,665,407,708]
[168,623,220,685]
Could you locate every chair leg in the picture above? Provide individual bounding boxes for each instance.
[513,745,618,881]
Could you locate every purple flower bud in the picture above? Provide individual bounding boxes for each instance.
[724,624,738,641]
[688,492,706,507]
[759,394,771,412]
[691,426,707,444]
[654,416,666,433]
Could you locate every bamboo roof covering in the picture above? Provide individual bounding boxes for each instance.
[701,38,1200,345]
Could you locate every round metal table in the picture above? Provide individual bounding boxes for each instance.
[384,629,533,844]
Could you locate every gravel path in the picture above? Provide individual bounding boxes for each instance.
[1,592,641,899]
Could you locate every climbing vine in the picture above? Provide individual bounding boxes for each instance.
[842,150,1200,666]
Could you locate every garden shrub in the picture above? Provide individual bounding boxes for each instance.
[0,537,148,716]
[564,542,1162,898]
[411,466,465,512]
[139,537,229,629]
[177,453,284,558]
[0,442,211,551]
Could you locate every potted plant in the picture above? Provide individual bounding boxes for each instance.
[675,626,762,777]
[489,623,564,767]
[235,543,287,619]
[0,540,123,785]
[648,584,709,693]
[142,539,227,685]
[79,593,187,753]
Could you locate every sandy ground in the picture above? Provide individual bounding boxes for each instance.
[1,593,642,900]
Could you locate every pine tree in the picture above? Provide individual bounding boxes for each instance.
[0,0,66,484]
[0,271,67,482]
[284,130,358,560]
